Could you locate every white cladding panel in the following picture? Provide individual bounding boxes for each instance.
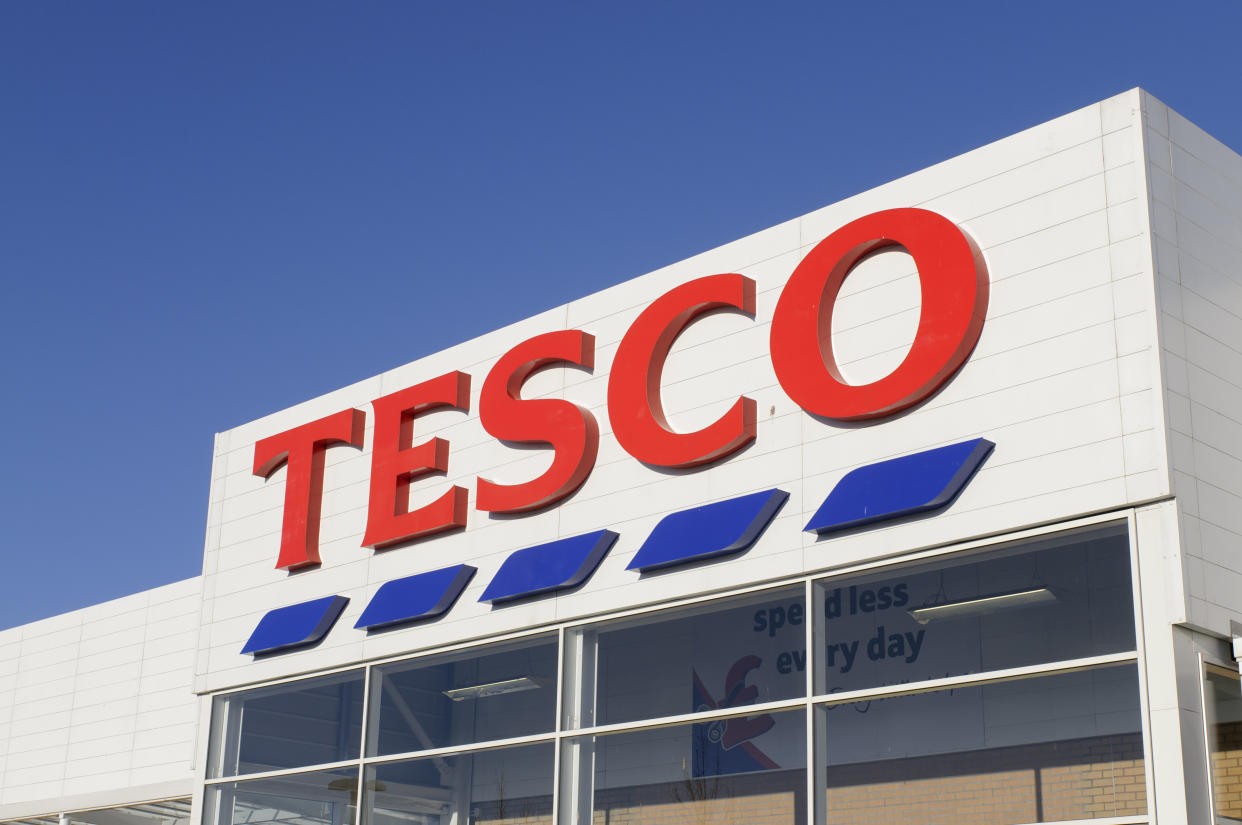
[198,89,1171,693]
[1145,92,1242,635]
[0,578,199,814]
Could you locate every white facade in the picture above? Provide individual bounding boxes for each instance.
[195,88,1163,687]
[0,579,199,815]
[3,88,1241,825]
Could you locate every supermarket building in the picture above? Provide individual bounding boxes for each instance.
[2,88,1242,825]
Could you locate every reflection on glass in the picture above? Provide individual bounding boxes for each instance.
[66,800,191,825]
[573,586,806,728]
[813,524,1135,695]
[369,635,556,757]
[815,664,1145,824]
[364,742,553,825]
[561,709,806,825]
[206,768,357,825]
[208,670,364,777]
[1205,664,1242,822]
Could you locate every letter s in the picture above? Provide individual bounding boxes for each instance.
[477,330,599,513]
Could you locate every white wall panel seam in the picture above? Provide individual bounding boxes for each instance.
[932,167,1111,233]
[800,399,1125,482]
[1164,83,1242,635]
[1117,98,1172,510]
[1167,131,1242,193]
[974,201,1112,253]
[128,590,155,783]
[3,620,80,801]
[1164,242,1242,293]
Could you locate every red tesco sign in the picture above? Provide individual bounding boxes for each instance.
[253,208,989,570]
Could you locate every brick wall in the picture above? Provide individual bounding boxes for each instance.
[1213,719,1242,820]
[473,794,553,825]
[591,769,805,825]
[824,733,1145,824]
[471,770,805,825]
[474,733,1145,824]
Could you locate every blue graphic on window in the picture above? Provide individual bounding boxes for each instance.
[692,655,779,776]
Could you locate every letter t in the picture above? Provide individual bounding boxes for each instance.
[253,408,366,570]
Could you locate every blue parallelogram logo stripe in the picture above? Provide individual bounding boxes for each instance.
[241,595,349,656]
[245,438,994,655]
[627,488,788,572]
[479,529,618,604]
[804,438,994,535]
[355,564,476,631]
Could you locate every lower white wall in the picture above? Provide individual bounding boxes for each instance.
[0,577,201,816]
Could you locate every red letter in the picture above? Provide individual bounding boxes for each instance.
[363,371,471,549]
[253,408,366,570]
[608,273,756,468]
[477,330,599,513]
[770,208,988,420]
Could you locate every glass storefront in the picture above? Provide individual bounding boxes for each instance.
[1206,662,1242,823]
[366,742,553,825]
[561,710,806,825]
[811,526,1135,694]
[369,634,558,756]
[41,801,192,825]
[816,665,1144,823]
[566,586,806,728]
[205,768,358,825]
[204,522,1147,825]
[208,669,365,778]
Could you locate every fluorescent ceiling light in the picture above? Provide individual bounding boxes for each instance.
[443,676,547,701]
[907,587,1057,625]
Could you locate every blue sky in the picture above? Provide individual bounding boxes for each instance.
[2,1,1240,630]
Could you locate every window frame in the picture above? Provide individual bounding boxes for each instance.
[202,511,1153,825]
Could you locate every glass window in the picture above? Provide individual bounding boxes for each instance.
[369,634,557,757]
[813,524,1135,694]
[567,586,806,728]
[1206,663,1242,823]
[561,709,806,825]
[815,664,1145,823]
[202,523,1148,825]
[208,670,364,778]
[205,767,357,825]
[364,742,553,825]
[64,801,191,825]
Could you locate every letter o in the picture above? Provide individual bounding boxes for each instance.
[769,208,988,420]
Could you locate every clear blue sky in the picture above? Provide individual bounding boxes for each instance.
[2,1,1239,630]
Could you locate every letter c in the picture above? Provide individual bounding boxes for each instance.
[608,273,756,468]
